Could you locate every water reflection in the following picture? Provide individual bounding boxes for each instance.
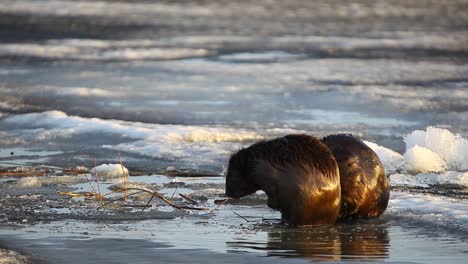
[228,220,389,261]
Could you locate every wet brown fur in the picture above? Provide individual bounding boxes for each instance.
[321,134,389,220]
[225,134,341,226]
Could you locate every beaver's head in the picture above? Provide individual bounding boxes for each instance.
[225,150,258,198]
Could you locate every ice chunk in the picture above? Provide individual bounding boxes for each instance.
[14,177,42,188]
[91,164,128,179]
[364,140,404,174]
[405,127,468,171]
[388,127,468,187]
[404,145,446,173]
[166,166,177,172]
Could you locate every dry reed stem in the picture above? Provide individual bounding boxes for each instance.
[178,193,198,205]
[58,191,103,199]
[101,189,119,197]
[94,158,104,206]
[0,171,45,177]
[63,168,89,175]
[117,151,128,201]
[80,173,98,195]
[120,187,209,211]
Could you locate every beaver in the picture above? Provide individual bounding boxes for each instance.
[225,134,341,225]
[321,134,389,220]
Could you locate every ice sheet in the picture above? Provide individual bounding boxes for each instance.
[389,192,468,231]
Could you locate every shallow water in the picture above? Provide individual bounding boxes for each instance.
[1,200,467,263]
[1,173,467,263]
[1,0,468,263]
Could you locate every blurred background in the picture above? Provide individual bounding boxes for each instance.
[0,0,467,172]
[1,2,468,263]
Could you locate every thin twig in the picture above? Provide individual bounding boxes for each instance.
[170,183,179,199]
[209,197,230,214]
[178,193,198,205]
[177,205,209,211]
[120,187,209,211]
[101,189,121,197]
[101,191,145,207]
[142,193,156,212]
[233,211,251,222]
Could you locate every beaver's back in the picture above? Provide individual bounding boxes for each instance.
[322,134,389,220]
